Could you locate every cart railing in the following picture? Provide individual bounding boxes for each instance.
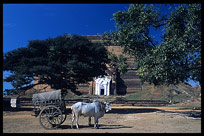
[33,99,62,107]
[32,89,62,106]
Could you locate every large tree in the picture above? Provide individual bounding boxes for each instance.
[3,34,109,95]
[104,4,201,86]
[107,52,128,76]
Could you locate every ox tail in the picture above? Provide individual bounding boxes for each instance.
[71,104,76,110]
[71,105,76,115]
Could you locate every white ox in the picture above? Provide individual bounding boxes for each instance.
[71,100,111,129]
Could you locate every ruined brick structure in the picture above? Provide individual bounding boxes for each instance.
[75,35,150,95]
[33,35,150,95]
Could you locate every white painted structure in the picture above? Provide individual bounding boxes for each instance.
[10,98,21,108]
[95,76,111,96]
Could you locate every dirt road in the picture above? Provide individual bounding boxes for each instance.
[3,106,201,133]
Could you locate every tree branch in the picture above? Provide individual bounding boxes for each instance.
[142,33,157,48]
[152,23,167,28]
[19,82,43,91]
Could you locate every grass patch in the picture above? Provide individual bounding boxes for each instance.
[125,86,170,101]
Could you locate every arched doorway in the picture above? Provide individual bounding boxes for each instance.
[95,76,111,96]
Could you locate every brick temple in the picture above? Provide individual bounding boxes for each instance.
[33,35,150,96]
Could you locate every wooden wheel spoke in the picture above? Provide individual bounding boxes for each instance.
[39,106,63,129]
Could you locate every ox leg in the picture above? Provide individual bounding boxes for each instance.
[94,117,99,129]
[96,119,99,129]
[71,111,75,129]
[88,117,91,126]
[76,113,80,129]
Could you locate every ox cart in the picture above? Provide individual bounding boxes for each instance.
[32,90,67,129]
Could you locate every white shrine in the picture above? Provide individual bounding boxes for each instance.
[95,76,111,96]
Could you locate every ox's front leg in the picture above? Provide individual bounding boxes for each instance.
[88,117,91,126]
[94,117,99,129]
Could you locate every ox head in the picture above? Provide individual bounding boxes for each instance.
[104,101,111,112]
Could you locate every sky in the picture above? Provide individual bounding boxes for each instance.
[3,4,200,95]
[3,4,131,53]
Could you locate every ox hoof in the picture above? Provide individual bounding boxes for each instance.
[94,126,99,129]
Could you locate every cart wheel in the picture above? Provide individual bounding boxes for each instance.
[39,105,63,129]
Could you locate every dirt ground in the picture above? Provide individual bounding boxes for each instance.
[3,106,201,133]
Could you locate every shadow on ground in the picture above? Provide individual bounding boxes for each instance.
[59,124,132,130]
[4,106,201,118]
[99,124,132,129]
[165,110,201,118]
[108,108,164,114]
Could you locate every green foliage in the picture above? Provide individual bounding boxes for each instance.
[3,34,109,95]
[105,4,201,86]
[4,89,19,95]
[107,52,128,76]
